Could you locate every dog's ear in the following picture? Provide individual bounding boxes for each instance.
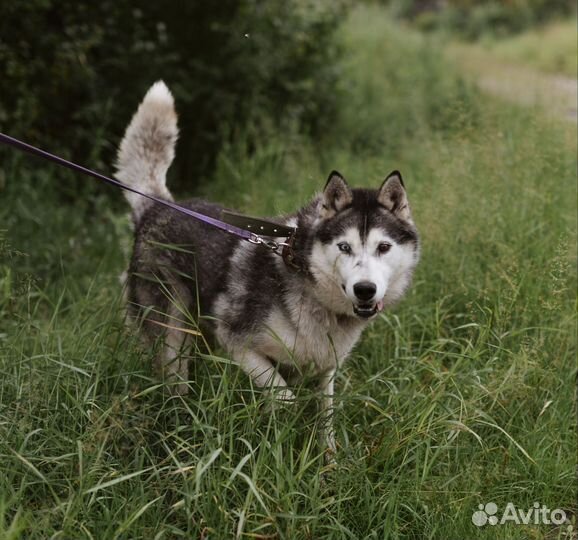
[378,170,412,221]
[320,170,353,219]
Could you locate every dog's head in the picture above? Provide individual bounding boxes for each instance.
[298,170,419,320]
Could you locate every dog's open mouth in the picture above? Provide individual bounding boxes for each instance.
[353,299,384,319]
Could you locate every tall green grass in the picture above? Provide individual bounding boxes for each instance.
[1,5,575,538]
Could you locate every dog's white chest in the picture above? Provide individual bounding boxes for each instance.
[258,295,364,375]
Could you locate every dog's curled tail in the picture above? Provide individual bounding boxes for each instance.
[115,80,178,223]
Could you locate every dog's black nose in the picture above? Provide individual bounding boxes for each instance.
[353,281,377,301]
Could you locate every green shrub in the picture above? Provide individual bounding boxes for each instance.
[322,11,479,164]
[384,0,575,39]
[0,1,347,189]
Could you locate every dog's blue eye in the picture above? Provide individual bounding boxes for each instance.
[337,242,352,254]
[377,242,392,254]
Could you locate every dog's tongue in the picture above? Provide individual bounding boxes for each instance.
[377,299,384,312]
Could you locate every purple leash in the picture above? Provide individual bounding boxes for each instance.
[0,131,303,269]
[0,131,256,240]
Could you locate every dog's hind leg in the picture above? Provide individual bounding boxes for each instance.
[154,302,192,395]
[235,349,295,402]
[135,274,194,395]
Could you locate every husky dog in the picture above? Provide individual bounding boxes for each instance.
[116,81,419,453]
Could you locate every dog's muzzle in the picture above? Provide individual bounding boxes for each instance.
[351,281,384,319]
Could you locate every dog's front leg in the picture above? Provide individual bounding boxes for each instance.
[319,369,337,457]
[236,349,295,402]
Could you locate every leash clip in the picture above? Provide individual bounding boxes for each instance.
[248,233,282,253]
[248,232,263,245]
[248,230,301,272]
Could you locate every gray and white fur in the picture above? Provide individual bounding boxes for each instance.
[116,81,420,454]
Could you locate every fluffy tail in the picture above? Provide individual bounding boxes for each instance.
[115,80,178,223]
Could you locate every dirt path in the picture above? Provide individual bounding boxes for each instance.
[447,44,577,123]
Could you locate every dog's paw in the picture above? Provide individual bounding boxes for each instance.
[262,387,296,414]
[275,387,296,403]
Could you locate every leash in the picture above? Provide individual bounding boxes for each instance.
[0,132,301,269]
